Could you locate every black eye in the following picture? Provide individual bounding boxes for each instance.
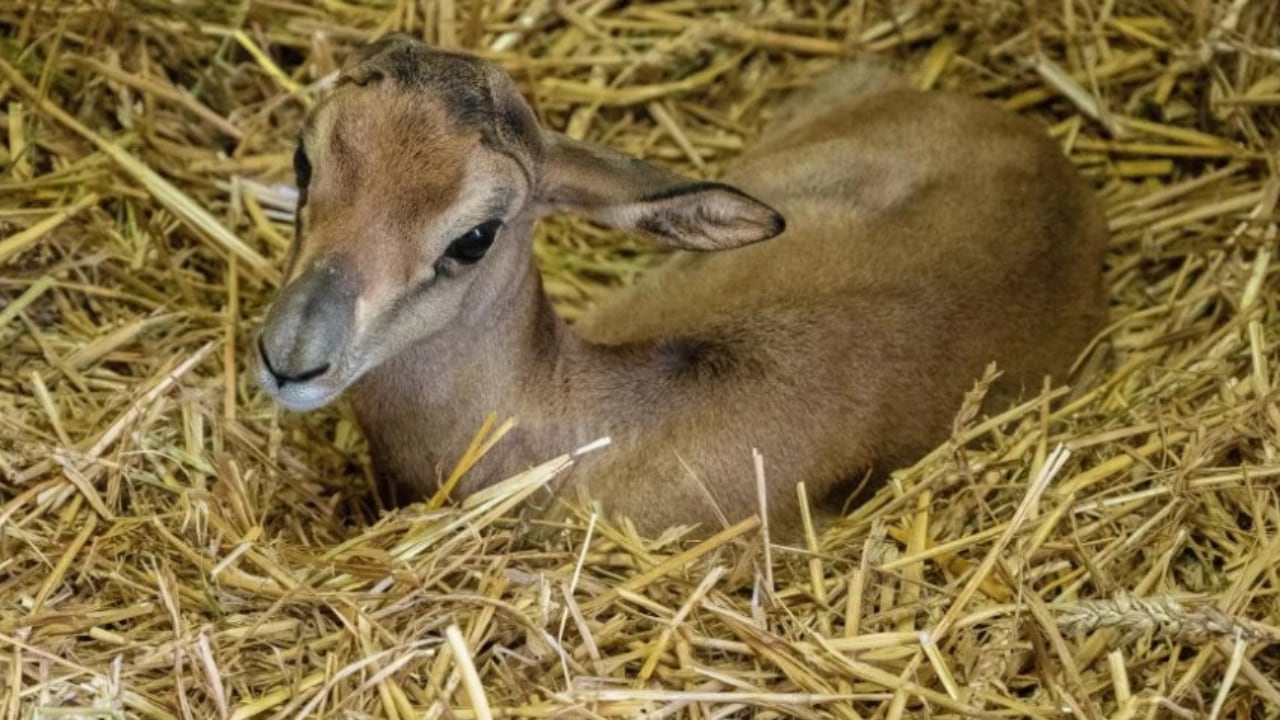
[293,143,311,190]
[444,220,502,264]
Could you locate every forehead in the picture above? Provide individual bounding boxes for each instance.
[309,86,477,176]
[292,90,496,280]
[302,88,477,238]
[347,42,494,120]
[310,41,534,156]
[303,41,540,201]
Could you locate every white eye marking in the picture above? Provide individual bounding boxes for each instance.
[414,263,440,289]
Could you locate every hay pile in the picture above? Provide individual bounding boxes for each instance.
[2,0,1278,717]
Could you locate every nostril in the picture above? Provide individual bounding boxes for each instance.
[258,336,331,386]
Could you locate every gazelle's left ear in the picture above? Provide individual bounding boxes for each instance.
[536,132,785,250]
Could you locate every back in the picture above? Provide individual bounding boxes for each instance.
[579,64,1107,404]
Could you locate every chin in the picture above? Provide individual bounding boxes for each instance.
[276,387,341,412]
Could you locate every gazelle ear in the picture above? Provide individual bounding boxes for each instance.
[536,132,785,251]
[338,33,423,85]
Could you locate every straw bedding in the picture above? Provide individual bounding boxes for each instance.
[1,1,1278,717]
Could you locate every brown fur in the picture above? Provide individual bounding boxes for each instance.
[256,37,1108,539]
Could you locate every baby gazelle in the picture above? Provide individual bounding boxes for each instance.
[257,36,1107,538]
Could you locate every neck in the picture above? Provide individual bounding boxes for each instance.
[348,233,649,499]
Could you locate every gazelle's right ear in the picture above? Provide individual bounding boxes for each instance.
[536,132,784,251]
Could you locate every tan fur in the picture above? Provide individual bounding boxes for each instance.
[257,37,1108,539]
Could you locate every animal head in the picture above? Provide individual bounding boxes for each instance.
[256,35,784,411]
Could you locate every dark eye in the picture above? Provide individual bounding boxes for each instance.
[293,143,311,190]
[444,220,502,264]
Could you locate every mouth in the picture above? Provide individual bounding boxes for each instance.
[255,337,345,412]
[263,378,343,412]
[256,364,344,411]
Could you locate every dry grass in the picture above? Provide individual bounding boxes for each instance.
[1,0,1278,718]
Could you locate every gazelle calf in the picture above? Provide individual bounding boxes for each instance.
[257,36,1107,537]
